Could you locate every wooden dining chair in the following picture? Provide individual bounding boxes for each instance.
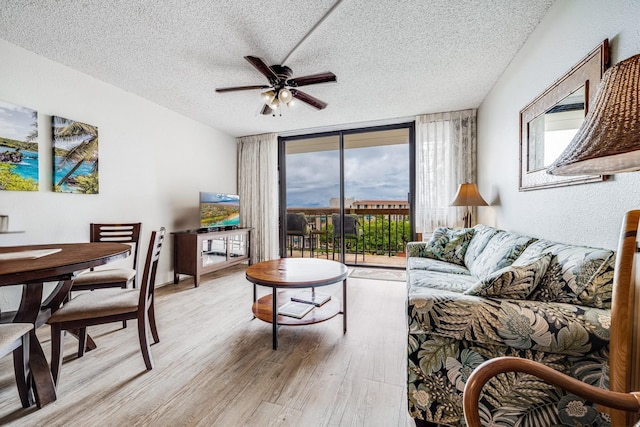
[72,223,142,292]
[47,227,165,386]
[72,223,141,332]
[0,323,34,408]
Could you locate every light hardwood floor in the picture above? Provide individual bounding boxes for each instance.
[0,265,415,427]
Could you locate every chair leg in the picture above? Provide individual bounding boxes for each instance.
[50,325,63,387]
[311,234,315,258]
[332,237,337,260]
[13,334,32,408]
[77,327,87,358]
[353,237,357,265]
[137,315,155,370]
[148,302,160,344]
[122,283,128,329]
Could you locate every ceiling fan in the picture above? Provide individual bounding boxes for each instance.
[215,56,337,116]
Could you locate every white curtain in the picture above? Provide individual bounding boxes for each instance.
[237,133,280,263]
[415,109,477,234]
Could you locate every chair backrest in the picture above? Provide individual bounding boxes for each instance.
[332,214,360,237]
[286,213,309,236]
[90,223,142,283]
[138,228,166,310]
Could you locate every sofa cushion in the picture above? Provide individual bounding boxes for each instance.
[464,252,552,299]
[409,270,477,294]
[407,257,471,275]
[518,240,616,309]
[408,287,610,354]
[467,231,536,279]
[464,224,502,267]
[409,227,475,266]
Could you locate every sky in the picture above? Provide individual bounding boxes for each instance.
[0,100,36,141]
[285,143,409,208]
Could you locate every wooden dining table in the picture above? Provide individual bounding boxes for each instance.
[0,242,131,408]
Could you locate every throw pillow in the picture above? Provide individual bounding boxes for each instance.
[464,252,553,299]
[421,227,475,266]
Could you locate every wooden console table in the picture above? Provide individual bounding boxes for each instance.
[172,228,251,287]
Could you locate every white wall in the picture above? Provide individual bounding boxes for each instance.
[478,0,640,250]
[0,39,237,308]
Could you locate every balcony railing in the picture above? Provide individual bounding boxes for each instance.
[285,207,411,267]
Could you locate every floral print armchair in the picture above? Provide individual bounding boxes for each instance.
[406,225,615,426]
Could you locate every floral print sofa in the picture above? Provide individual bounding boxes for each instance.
[406,224,615,426]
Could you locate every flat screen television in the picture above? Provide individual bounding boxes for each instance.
[199,192,240,228]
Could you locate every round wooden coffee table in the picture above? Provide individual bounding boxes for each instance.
[245,258,348,349]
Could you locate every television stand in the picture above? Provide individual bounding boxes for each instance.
[172,228,251,287]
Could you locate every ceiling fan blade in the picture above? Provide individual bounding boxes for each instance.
[245,56,278,81]
[288,72,337,87]
[291,89,327,110]
[215,85,270,93]
[260,104,273,115]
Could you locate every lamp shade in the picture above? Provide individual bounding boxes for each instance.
[450,183,488,207]
[279,88,293,104]
[547,53,640,176]
[261,90,275,103]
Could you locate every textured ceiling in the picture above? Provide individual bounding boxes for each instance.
[0,0,555,137]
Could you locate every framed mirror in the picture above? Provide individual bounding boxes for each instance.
[519,40,609,191]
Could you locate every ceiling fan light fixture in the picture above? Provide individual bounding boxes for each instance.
[279,88,293,104]
[269,97,281,109]
[217,56,335,116]
[261,90,275,103]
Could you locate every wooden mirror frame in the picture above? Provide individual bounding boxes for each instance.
[519,39,610,191]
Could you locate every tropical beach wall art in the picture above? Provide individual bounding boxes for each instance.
[52,115,99,194]
[0,100,38,191]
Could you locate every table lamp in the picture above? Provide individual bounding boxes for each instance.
[547,52,640,427]
[450,182,488,228]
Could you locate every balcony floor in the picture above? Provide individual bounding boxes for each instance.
[285,249,406,269]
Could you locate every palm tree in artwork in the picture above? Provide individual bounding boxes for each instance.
[54,117,98,193]
[26,110,38,142]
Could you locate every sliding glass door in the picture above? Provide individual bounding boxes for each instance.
[342,128,411,266]
[281,134,340,261]
[279,123,414,267]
